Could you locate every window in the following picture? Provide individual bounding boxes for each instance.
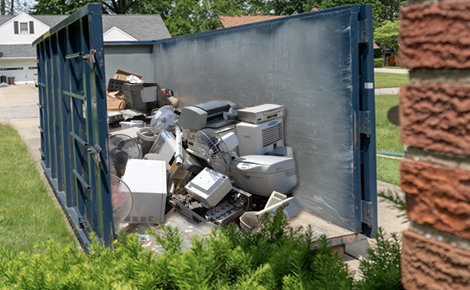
[13,21,34,34]
[0,67,24,71]
[20,22,28,34]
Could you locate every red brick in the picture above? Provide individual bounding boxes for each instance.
[400,84,470,156]
[401,159,470,239]
[402,230,470,290]
[399,2,470,69]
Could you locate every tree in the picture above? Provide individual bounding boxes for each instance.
[31,0,95,15]
[247,0,318,15]
[1,0,5,15]
[318,0,407,27]
[374,20,399,65]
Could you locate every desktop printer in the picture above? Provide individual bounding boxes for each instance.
[178,100,237,130]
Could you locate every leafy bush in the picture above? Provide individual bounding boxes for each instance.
[374,58,384,68]
[0,211,403,289]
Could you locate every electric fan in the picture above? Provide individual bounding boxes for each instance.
[194,129,238,173]
[109,134,142,178]
[136,105,179,142]
[110,174,133,224]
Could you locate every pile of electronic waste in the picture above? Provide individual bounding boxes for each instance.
[110,99,301,232]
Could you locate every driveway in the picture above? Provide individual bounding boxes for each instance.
[0,84,41,160]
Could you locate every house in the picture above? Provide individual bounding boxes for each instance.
[0,13,170,84]
[218,13,286,29]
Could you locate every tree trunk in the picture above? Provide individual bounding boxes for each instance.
[9,0,13,15]
[382,49,387,67]
[1,0,5,15]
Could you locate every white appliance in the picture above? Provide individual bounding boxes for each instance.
[121,159,167,223]
[237,104,285,124]
[148,131,178,164]
[184,123,238,159]
[111,126,153,155]
[230,155,297,197]
[236,118,284,156]
[185,167,232,207]
[178,100,237,130]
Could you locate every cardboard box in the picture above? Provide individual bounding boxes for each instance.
[106,91,126,111]
[113,69,143,82]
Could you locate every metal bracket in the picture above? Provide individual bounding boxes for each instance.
[82,49,96,70]
[88,144,102,165]
[358,19,371,44]
[359,111,371,136]
[78,217,88,229]
[361,200,373,227]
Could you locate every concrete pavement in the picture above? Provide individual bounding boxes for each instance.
[0,84,408,279]
[374,67,409,74]
[0,84,41,161]
[375,87,400,95]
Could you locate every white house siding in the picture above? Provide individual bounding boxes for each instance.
[103,27,137,41]
[0,58,36,84]
[0,13,50,45]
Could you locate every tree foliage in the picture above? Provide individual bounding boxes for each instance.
[374,20,399,51]
[30,0,405,38]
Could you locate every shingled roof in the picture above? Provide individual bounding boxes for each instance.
[102,14,170,41]
[0,44,36,58]
[0,14,170,41]
[218,15,286,28]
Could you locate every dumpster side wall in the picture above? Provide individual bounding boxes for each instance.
[152,9,360,231]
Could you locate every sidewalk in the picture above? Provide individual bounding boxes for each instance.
[375,87,400,95]
[374,67,409,74]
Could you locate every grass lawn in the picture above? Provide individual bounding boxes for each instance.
[375,73,410,89]
[0,124,76,254]
[375,94,402,186]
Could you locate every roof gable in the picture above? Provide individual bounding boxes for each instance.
[103,26,137,41]
[0,12,49,31]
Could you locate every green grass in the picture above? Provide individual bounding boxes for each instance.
[375,72,410,89]
[375,94,402,186]
[0,124,76,254]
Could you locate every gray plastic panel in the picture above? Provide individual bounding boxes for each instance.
[152,9,359,231]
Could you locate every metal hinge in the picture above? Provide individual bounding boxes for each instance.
[88,144,102,166]
[359,111,371,136]
[358,19,371,44]
[361,200,373,227]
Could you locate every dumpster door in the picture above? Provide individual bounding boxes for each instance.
[34,4,112,250]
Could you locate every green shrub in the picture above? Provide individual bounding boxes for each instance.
[356,228,404,290]
[0,211,403,289]
[374,58,384,68]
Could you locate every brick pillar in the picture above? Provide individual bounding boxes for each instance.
[399,1,470,289]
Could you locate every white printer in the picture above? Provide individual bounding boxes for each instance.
[178,100,237,130]
[230,155,297,197]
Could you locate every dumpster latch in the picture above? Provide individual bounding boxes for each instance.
[78,217,88,229]
[359,111,371,136]
[88,144,102,165]
[83,49,96,70]
[361,200,373,227]
[358,19,371,44]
